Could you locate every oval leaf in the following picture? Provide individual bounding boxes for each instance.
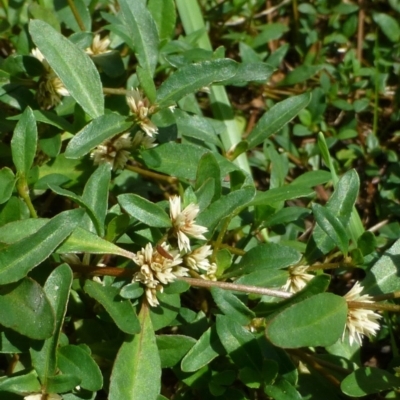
[0,208,84,285]
[65,113,132,159]
[0,278,55,340]
[118,194,171,228]
[84,280,140,335]
[156,335,196,368]
[109,303,161,400]
[0,168,15,204]
[29,20,104,119]
[266,293,347,348]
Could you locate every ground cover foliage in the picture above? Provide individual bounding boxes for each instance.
[1,0,400,399]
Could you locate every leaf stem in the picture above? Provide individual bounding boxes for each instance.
[66,0,86,31]
[347,301,400,313]
[17,176,37,218]
[125,164,178,184]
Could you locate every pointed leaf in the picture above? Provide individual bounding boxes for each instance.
[65,113,132,159]
[148,0,176,41]
[156,59,238,106]
[181,325,225,372]
[118,194,172,228]
[30,264,73,385]
[250,184,314,206]
[0,278,55,340]
[0,168,15,204]
[119,0,159,76]
[81,164,111,236]
[266,293,347,348]
[58,345,102,391]
[247,93,311,149]
[109,303,161,400]
[84,280,140,334]
[0,208,84,285]
[11,107,37,177]
[29,20,104,119]
[0,219,48,244]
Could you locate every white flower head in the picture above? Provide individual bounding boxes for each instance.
[126,89,158,137]
[184,245,213,271]
[343,282,382,346]
[282,265,314,293]
[169,196,208,252]
[90,132,132,170]
[201,262,217,281]
[131,130,157,149]
[86,34,111,55]
[133,242,187,307]
[31,47,69,109]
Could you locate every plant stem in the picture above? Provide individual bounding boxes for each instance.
[67,0,86,31]
[17,176,37,218]
[126,164,177,184]
[347,301,400,313]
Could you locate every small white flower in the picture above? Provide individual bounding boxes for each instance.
[184,245,213,271]
[200,262,217,281]
[91,133,132,170]
[133,242,187,307]
[131,131,157,149]
[31,48,69,109]
[169,196,208,252]
[86,34,111,55]
[343,282,382,346]
[126,89,158,137]
[282,265,314,293]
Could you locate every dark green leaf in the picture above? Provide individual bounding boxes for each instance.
[266,293,347,348]
[46,374,81,394]
[247,93,311,149]
[109,304,161,400]
[157,59,238,106]
[58,345,102,391]
[0,278,55,340]
[0,369,41,394]
[148,0,176,41]
[119,0,160,76]
[118,194,172,228]
[218,62,274,86]
[250,185,314,206]
[29,20,104,119]
[373,13,400,42]
[150,292,180,331]
[156,335,196,368]
[11,107,37,177]
[0,168,15,204]
[0,209,84,285]
[65,113,132,159]
[196,152,221,201]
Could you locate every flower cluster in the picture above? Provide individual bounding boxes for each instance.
[85,34,111,56]
[91,133,132,170]
[126,89,158,137]
[282,264,314,293]
[343,281,381,346]
[31,48,69,109]
[132,196,213,306]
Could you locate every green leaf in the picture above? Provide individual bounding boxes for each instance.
[246,93,311,149]
[197,186,255,232]
[48,185,102,236]
[363,239,400,295]
[357,232,377,256]
[156,59,238,106]
[57,227,134,258]
[81,164,111,237]
[219,62,274,86]
[0,369,41,395]
[226,243,301,277]
[58,345,102,391]
[118,194,172,228]
[0,208,84,285]
[150,292,180,331]
[142,142,237,181]
[119,0,160,76]
[266,293,347,348]
[120,282,144,300]
[30,264,73,387]
[46,374,81,394]
[109,304,161,400]
[84,280,140,335]
[29,20,104,119]
[0,327,30,353]
[0,278,55,340]
[11,107,37,177]
[279,65,323,86]
[181,325,225,372]
[65,113,132,159]
[341,367,400,396]
[312,204,349,256]
[195,152,222,201]
[216,315,263,372]
[148,0,176,41]
[211,287,255,325]
[250,184,314,207]
[373,13,400,42]
[156,335,196,368]
[0,168,15,204]
[264,377,302,400]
